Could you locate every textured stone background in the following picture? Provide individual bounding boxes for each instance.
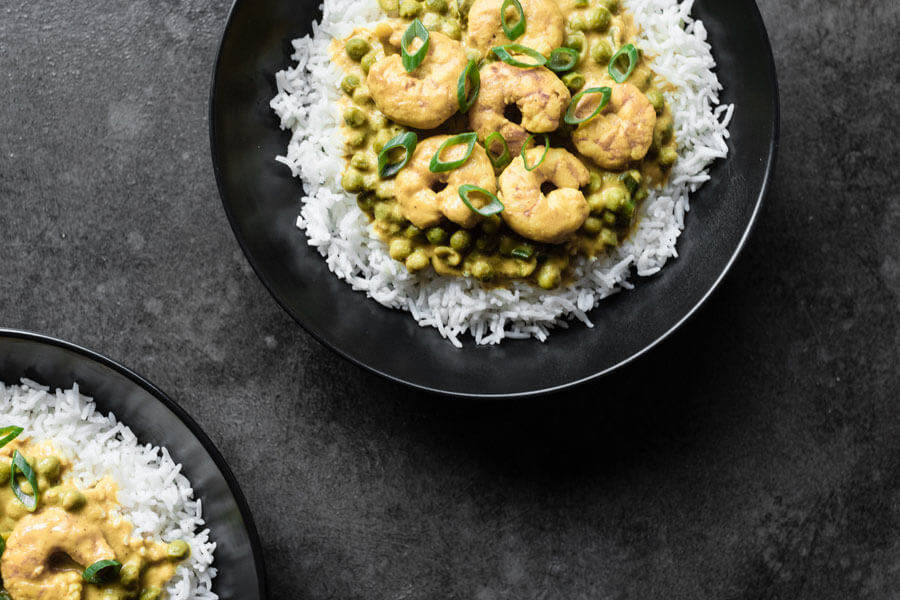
[2,0,900,598]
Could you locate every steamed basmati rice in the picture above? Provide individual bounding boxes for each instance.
[0,379,217,600]
[270,0,732,347]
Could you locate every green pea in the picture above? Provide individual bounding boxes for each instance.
[480,214,501,234]
[659,146,678,168]
[584,7,611,31]
[536,263,560,289]
[399,0,422,18]
[346,129,367,147]
[449,229,472,252]
[166,540,191,561]
[340,75,360,96]
[341,169,366,193]
[475,235,497,252]
[422,12,442,31]
[350,152,372,171]
[426,227,447,244]
[346,38,371,62]
[35,456,60,481]
[373,202,392,222]
[564,32,586,53]
[599,0,618,12]
[603,210,617,225]
[471,260,493,281]
[405,250,430,271]
[441,19,462,40]
[373,129,393,154]
[661,119,674,144]
[425,0,447,12]
[403,224,422,239]
[646,88,665,114]
[567,15,587,31]
[588,172,603,193]
[343,107,367,128]
[389,238,413,261]
[601,187,627,211]
[562,72,585,92]
[498,235,517,257]
[587,193,604,214]
[357,193,376,213]
[434,246,461,266]
[61,489,86,511]
[591,39,613,64]
[0,460,10,485]
[600,228,618,246]
[352,87,373,106]
[139,588,162,600]
[582,216,603,234]
[360,53,378,75]
[120,560,142,589]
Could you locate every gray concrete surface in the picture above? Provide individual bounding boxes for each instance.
[2,0,899,598]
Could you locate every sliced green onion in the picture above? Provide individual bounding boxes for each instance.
[10,450,38,512]
[429,133,478,173]
[0,426,23,449]
[0,534,5,559]
[457,60,480,114]
[564,86,611,125]
[401,18,430,73]
[378,132,418,178]
[82,560,122,584]
[484,132,511,169]
[608,43,638,83]
[458,185,505,217]
[520,133,549,172]
[500,0,526,40]
[511,245,534,260]
[546,47,579,73]
[492,44,547,68]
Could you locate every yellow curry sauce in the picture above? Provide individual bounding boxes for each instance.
[334,0,677,289]
[0,439,185,600]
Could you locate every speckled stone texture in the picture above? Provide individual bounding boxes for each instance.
[1,0,899,597]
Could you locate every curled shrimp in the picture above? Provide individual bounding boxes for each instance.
[572,82,657,170]
[1,507,116,600]
[366,30,468,130]
[469,62,570,156]
[394,135,498,229]
[498,147,590,243]
[466,0,564,58]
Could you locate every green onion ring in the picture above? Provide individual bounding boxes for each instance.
[401,18,430,73]
[82,560,122,584]
[10,450,38,512]
[546,47,579,73]
[500,0,526,40]
[429,132,478,173]
[457,60,480,114]
[458,184,505,217]
[608,43,639,83]
[564,86,611,125]
[511,245,533,260]
[492,44,547,68]
[0,534,5,559]
[484,132,511,169]
[0,426,23,449]
[378,132,418,178]
[520,133,549,172]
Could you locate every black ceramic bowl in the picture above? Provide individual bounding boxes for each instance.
[210,0,778,398]
[0,329,266,600]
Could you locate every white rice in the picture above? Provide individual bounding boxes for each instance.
[270,0,733,347]
[0,379,217,600]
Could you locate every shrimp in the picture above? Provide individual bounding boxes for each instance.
[394,135,498,229]
[1,507,116,600]
[469,62,570,155]
[466,0,564,58]
[572,82,657,170]
[498,147,590,243]
[367,30,468,130]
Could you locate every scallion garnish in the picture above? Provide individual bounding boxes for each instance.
[500,0,526,40]
[608,43,638,83]
[485,132,511,169]
[492,44,547,68]
[0,426,23,449]
[82,560,122,584]
[564,86,611,125]
[546,47,579,73]
[377,132,418,178]
[511,245,534,260]
[429,133,478,173]
[521,133,549,171]
[457,60,480,114]
[0,534,5,559]
[10,450,38,512]
[458,185,505,217]
[401,18,430,73]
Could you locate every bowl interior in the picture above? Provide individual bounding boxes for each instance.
[210,0,778,397]
[0,330,266,600]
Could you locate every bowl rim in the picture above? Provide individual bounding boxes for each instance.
[0,327,269,599]
[208,0,780,399]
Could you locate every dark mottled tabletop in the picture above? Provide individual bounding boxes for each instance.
[2,0,899,597]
